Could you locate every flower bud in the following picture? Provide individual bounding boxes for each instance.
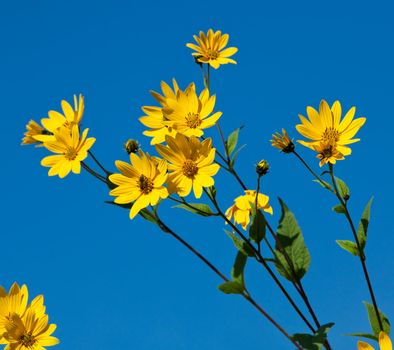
[124,139,140,154]
[256,160,269,176]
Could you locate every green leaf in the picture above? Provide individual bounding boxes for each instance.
[332,204,346,214]
[105,200,131,209]
[335,176,350,200]
[358,198,373,251]
[226,127,243,155]
[249,210,266,244]
[172,203,214,216]
[293,323,334,350]
[139,208,159,224]
[346,333,378,341]
[224,230,255,257]
[336,240,359,256]
[364,301,391,336]
[229,144,246,168]
[313,179,332,191]
[218,281,244,294]
[274,198,311,281]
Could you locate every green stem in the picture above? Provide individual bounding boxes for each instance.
[329,164,383,332]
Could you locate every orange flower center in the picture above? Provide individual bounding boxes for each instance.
[182,160,199,179]
[65,147,78,160]
[138,174,154,194]
[206,49,219,60]
[186,113,202,129]
[20,333,36,347]
[322,127,339,144]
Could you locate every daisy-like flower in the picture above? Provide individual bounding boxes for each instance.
[271,129,295,153]
[156,134,220,198]
[41,124,96,178]
[186,29,238,69]
[296,100,366,161]
[313,142,345,167]
[0,283,29,342]
[21,120,47,146]
[164,85,222,138]
[225,190,273,230]
[139,79,193,145]
[3,307,59,350]
[109,151,169,219]
[35,94,85,142]
[358,331,392,350]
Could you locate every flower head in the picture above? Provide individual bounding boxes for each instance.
[139,79,186,145]
[109,151,169,219]
[21,120,47,146]
[225,190,273,230]
[0,283,29,341]
[271,129,295,153]
[164,85,222,138]
[296,100,366,162]
[358,331,392,350]
[3,307,59,350]
[35,94,84,142]
[156,134,220,198]
[41,125,96,178]
[186,29,238,69]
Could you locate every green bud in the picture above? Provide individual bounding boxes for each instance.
[256,160,269,176]
[124,139,140,154]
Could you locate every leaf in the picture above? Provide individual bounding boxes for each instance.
[225,230,255,257]
[336,240,359,256]
[218,252,248,295]
[249,210,266,244]
[293,323,334,350]
[172,203,214,216]
[332,204,346,214]
[274,198,311,281]
[313,179,332,191]
[363,301,391,336]
[229,144,246,168]
[335,176,350,200]
[105,200,131,209]
[358,198,373,251]
[346,333,378,341]
[218,281,244,294]
[226,127,243,155]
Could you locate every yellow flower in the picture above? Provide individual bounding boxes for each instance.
[358,332,392,350]
[225,190,273,230]
[139,79,188,145]
[109,151,169,219]
[41,125,96,178]
[296,100,366,160]
[156,134,220,198]
[271,129,295,153]
[35,94,84,142]
[0,283,29,342]
[164,85,222,138]
[186,29,238,69]
[313,142,345,167]
[21,120,47,146]
[3,307,59,350]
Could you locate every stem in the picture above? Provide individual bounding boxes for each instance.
[168,196,220,216]
[81,162,107,184]
[205,189,316,333]
[88,150,111,175]
[329,164,383,331]
[154,213,303,350]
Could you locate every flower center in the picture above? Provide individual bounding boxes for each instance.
[20,333,36,347]
[65,147,78,160]
[182,160,199,179]
[322,127,339,144]
[321,145,334,158]
[138,174,154,194]
[186,113,202,129]
[207,49,219,59]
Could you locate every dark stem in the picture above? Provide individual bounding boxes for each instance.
[88,150,111,175]
[329,164,383,332]
[81,162,107,184]
[154,213,304,350]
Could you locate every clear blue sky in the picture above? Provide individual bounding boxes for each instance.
[1,0,394,349]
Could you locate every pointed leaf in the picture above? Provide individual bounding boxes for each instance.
[172,203,213,216]
[218,281,244,294]
[363,301,390,336]
[225,230,255,257]
[336,240,359,256]
[249,210,266,244]
[293,323,334,350]
[346,333,378,341]
[226,127,243,155]
[333,204,346,214]
[358,198,373,251]
[335,176,350,200]
[313,179,332,191]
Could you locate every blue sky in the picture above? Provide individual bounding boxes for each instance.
[1,0,394,349]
